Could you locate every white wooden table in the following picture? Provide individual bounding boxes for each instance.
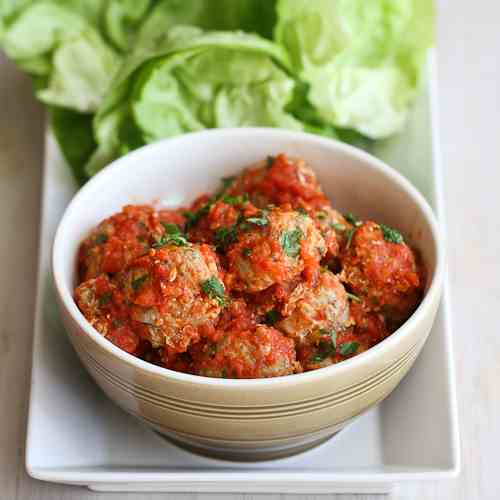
[1,1,498,498]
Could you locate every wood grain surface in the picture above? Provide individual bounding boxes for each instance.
[1,1,499,498]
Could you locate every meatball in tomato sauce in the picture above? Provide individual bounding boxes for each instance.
[277,270,351,345]
[114,243,225,352]
[227,154,329,210]
[340,221,423,326]
[191,325,298,379]
[78,205,186,282]
[74,274,140,354]
[225,207,326,293]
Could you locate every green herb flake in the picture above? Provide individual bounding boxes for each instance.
[280,228,303,257]
[264,309,281,325]
[330,222,346,231]
[246,213,269,226]
[344,212,362,227]
[161,222,181,234]
[379,223,404,244]
[340,342,359,356]
[222,193,248,205]
[346,292,361,302]
[297,207,308,216]
[132,274,148,292]
[330,330,337,349]
[319,328,337,349]
[214,226,238,252]
[345,228,355,249]
[242,247,252,257]
[154,222,188,247]
[316,211,327,220]
[266,155,275,167]
[201,277,226,306]
[95,233,108,245]
[153,233,188,248]
[310,341,335,363]
[98,291,112,306]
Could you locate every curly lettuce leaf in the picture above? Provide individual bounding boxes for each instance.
[1,1,121,112]
[274,0,434,139]
[85,26,301,176]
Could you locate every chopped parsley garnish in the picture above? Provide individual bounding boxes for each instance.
[222,193,248,205]
[161,222,180,233]
[344,212,362,227]
[331,223,346,231]
[320,328,337,349]
[346,292,361,302]
[280,228,303,257]
[264,309,281,325]
[201,277,226,306]
[214,226,238,252]
[98,292,112,306]
[154,223,188,247]
[339,342,359,356]
[242,247,252,257]
[379,223,404,244]
[311,341,335,363]
[345,228,356,249]
[266,155,275,167]
[132,274,148,291]
[95,233,108,245]
[315,211,327,220]
[297,207,308,216]
[246,213,269,226]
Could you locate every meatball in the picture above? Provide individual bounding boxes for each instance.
[77,205,165,282]
[74,274,140,354]
[225,207,326,293]
[340,221,423,325]
[190,325,298,378]
[277,270,351,345]
[227,154,329,210]
[114,243,225,352]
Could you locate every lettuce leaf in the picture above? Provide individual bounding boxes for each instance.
[274,0,434,139]
[1,1,121,112]
[85,26,302,176]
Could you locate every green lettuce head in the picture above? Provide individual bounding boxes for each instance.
[85,26,302,176]
[1,1,121,112]
[274,0,434,139]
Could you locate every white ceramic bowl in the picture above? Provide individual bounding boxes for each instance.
[52,128,444,461]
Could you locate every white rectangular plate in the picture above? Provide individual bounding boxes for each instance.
[26,55,459,494]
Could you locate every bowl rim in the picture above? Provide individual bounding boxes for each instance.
[52,127,444,388]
